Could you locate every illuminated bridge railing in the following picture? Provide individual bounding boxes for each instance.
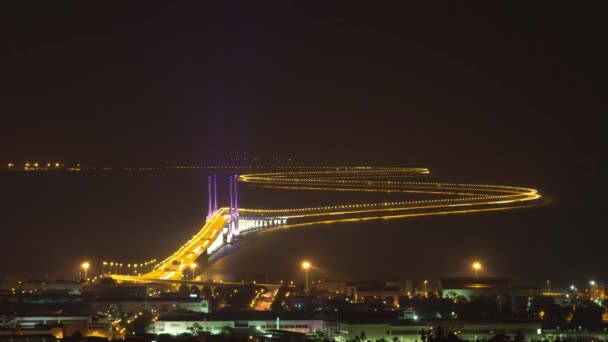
[207,216,288,256]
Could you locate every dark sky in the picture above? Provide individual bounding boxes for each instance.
[0,2,605,280]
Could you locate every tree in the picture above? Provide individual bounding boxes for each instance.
[421,329,428,342]
[221,325,234,336]
[131,310,154,335]
[99,277,117,285]
[201,286,212,299]
[178,284,190,297]
[513,330,525,342]
[571,300,603,330]
[487,333,508,342]
[71,331,84,342]
[188,322,204,336]
[434,325,445,341]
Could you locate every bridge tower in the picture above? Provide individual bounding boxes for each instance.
[206,174,218,221]
[228,174,239,240]
[213,174,218,215]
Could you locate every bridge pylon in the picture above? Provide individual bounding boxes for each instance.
[228,174,239,241]
[206,174,218,221]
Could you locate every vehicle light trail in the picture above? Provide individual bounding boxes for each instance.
[112,167,541,282]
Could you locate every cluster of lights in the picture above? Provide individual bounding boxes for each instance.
[102,259,157,275]
[16,162,64,169]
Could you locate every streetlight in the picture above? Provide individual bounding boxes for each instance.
[302,261,311,292]
[424,280,428,297]
[81,262,90,281]
[190,263,197,280]
[472,262,482,278]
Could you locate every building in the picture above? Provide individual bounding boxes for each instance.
[427,321,542,341]
[0,280,81,295]
[153,311,324,336]
[90,297,211,316]
[440,278,538,314]
[0,314,111,339]
[336,321,425,342]
[335,316,543,342]
[314,281,410,304]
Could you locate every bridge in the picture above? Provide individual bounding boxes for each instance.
[110,167,541,284]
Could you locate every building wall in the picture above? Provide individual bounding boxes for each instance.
[428,322,542,341]
[314,281,348,294]
[91,299,210,315]
[338,322,544,342]
[337,323,393,342]
[155,320,233,335]
[153,319,324,335]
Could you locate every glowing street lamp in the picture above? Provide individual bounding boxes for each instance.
[424,280,428,297]
[472,262,482,278]
[81,262,90,281]
[302,261,311,292]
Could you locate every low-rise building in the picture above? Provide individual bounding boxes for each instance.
[91,297,211,316]
[336,319,543,342]
[440,278,538,314]
[0,315,111,339]
[428,321,542,341]
[153,311,324,336]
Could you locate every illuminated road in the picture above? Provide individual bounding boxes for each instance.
[113,207,230,281]
[238,167,541,228]
[112,167,540,282]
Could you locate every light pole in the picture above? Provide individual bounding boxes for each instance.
[302,261,311,292]
[472,262,482,278]
[424,280,428,297]
[81,262,90,281]
[190,263,197,280]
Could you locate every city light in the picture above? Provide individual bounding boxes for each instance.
[472,262,482,278]
[302,261,311,292]
[81,261,90,280]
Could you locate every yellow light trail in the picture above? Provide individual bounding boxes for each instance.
[112,167,541,283]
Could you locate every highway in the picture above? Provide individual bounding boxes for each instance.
[115,207,230,281]
[111,167,541,283]
[238,167,541,228]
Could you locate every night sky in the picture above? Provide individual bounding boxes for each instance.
[1,2,605,281]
